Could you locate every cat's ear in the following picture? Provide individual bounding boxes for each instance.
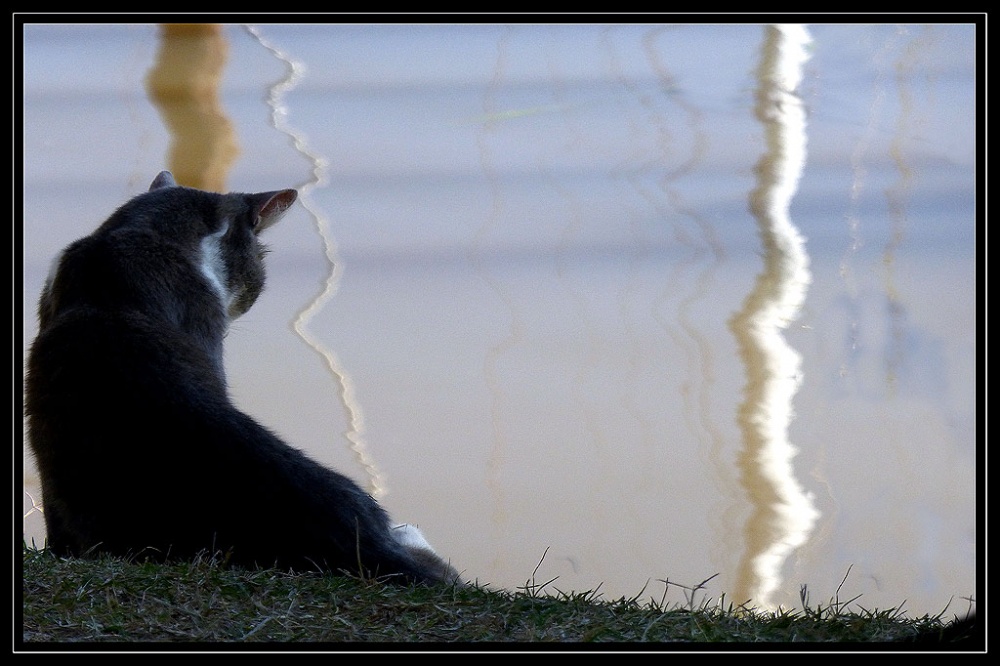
[149,171,178,191]
[253,189,298,233]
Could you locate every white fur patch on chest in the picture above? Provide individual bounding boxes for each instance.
[198,220,232,312]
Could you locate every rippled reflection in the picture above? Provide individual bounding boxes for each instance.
[144,24,239,191]
[244,25,386,498]
[728,24,820,610]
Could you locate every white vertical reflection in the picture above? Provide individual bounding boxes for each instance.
[728,24,820,610]
[244,26,385,497]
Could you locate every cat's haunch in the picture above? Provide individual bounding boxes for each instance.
[25,172,462,586]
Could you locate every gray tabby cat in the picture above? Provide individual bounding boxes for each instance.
[25,171,461,586]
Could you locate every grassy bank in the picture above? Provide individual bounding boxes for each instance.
[19,547,978,649]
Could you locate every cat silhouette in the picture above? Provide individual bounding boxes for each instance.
[25,171,461,586]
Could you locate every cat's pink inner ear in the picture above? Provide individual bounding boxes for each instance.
[256,189,298,232]
[149,171,178,191]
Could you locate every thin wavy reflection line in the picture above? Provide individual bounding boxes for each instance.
[542,38,617,470]
[729,24,820,610]
[838,30,899,383]
[641,28,740,583]
[472,27,520,575]
[882,26,933,396]
[244,25,385,498]
[641,26,732,528]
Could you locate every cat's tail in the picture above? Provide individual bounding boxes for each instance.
[391,523,465,586]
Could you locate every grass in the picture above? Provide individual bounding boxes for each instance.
[19,545,978,649]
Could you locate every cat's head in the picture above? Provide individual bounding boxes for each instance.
[38,172,298,334]
[144,171,299,319]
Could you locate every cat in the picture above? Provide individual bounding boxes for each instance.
[24,171,462,586]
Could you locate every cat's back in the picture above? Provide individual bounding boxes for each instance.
[27,186,233,442]
[25,187,230,511]
[24,177,291,557]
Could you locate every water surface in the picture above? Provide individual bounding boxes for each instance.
[21,22,977,615]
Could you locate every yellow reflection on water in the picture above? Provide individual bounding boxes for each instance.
[144,24,239,192]
[728,24,820,610]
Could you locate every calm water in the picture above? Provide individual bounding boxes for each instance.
[21,22,977,616]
